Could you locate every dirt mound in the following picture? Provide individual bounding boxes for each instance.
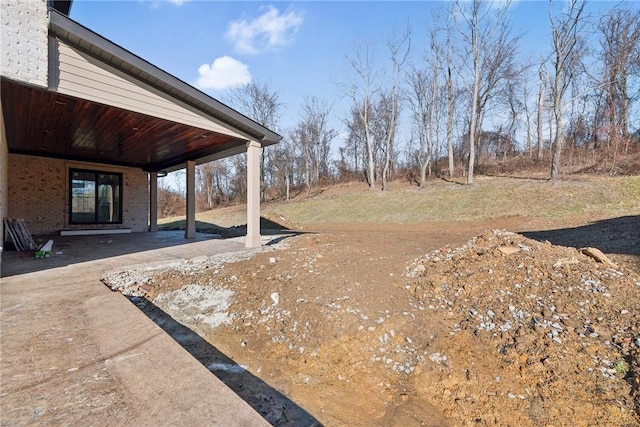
[104,225,640,426]
[405,230,639,426]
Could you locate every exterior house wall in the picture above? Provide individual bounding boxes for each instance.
[8,154,148,235]
[52,40,247,139]
[1,0,49,87]
[1,103,8,274]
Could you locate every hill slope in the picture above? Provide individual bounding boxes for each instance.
[159,175,640,231]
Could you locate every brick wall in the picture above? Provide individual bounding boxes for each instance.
[8,154,149,235]
[1,0,49,87]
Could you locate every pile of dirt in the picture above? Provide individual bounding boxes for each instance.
[103,227,639,426]
[404,230,639,426]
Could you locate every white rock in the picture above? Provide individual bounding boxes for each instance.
[270,292,280,305]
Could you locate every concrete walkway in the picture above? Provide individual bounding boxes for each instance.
[0,232,271,426]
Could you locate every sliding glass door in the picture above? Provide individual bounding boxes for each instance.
[70,169,122,224]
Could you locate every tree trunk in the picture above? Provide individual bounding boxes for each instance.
[466,2,480,186]
[363,100,376,190]
[468,69,479,185]
[366,137,376,189]
[447,66,455,178]
[285,171,290,201]
[621,72,629,141]
[537,78,545,161]
[420,160,429,187]
[382,158,389,190]
[551,104,563,182]
[551,58,564,183]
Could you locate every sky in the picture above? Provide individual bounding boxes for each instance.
[69,0,637,150]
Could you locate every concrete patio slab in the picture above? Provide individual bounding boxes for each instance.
[0,232,272,426]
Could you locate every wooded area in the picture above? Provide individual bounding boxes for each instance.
[159,0,639,215]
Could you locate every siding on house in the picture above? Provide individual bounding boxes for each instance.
[8,154,148,236]
[0,0,49,87]
[52,40,249,140]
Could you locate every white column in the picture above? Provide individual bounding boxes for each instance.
[149,172,158,232]
[185,161,196,239]
[245,140,262,248]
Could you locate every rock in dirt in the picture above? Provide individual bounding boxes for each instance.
[405,230,639,427]
[581,246,619,269]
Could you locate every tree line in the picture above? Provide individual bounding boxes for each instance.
[160,0,640,214]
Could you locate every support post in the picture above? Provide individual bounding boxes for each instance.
[185,160,196,239]
[149,172,158,232]
[246,140,262,248]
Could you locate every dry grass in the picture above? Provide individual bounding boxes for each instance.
[158,175,640,229]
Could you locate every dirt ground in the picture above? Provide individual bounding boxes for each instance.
[104,214,640,426]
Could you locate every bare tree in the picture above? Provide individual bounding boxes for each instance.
[158,174,185,218]
[597,8,640,152]
[504,76,524,160]
[522,70,534,157]
[342,41,380,189]
[371,91,398,185]
[196,160,233,209]
[225,80,283,200]
[406,67,433,186]
[455,0,518,184]
[548,0,588,182]
[445,12,457,178]
[406,13,448,188]
[197,162,218,209]
[381,26,410,191]
[537,68,548,160]
[226,80,282,130]
[229,155,247,200]
[270,137,296,200]
[343,104,367,176]
[290,96,337,191]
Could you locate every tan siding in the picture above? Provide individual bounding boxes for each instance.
[54,41,248,140]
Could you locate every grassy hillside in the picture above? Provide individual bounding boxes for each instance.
[158,175,640,229]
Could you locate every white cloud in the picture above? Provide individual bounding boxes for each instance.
[196,56,251,90]
[148,0,189,9]
[226,5,304,55]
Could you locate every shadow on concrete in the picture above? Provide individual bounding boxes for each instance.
[129,297,322,427]
[159,216,293,238]
[2,231,230,278]
[2,223,302,278]
[521,215,640,256]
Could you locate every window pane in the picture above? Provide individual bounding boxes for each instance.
[97,173,121,223]
[70,170,122,225]
[71,172,96,223]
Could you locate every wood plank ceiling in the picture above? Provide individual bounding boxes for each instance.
[1,79,244,171]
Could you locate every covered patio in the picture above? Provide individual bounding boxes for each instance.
[1,8,280,278]
[1,230,253,278]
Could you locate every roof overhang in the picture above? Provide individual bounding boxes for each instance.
[1,10,280,173]
[50,0,72,16]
